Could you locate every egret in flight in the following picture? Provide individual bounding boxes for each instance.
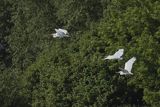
[51,28,69,38]
[104,49,124,60]
[117,57,136,75]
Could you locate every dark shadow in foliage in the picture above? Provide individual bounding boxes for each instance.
[147,17,160,35]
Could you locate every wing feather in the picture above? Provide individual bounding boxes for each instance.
[113,49,124,58]
[124,57,136,73]
[58,28,68,34]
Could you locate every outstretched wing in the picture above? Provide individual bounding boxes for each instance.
[124,57,136,73]
[58,28,68,34]
[55,29,66,37]
[113,49,124,58]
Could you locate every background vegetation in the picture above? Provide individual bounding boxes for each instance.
[0,0,160,106]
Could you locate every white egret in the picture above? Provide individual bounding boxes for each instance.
[104,49,124,60]
[117,57,136,75]
[58,28,69,35]
[51,28,69,38]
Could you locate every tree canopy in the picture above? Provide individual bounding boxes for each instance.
[0,0,160,106]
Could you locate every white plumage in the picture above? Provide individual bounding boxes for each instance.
[58,28,68,35]
[104,49,124,60]
[51,28,69,38]
[117,57,136,75]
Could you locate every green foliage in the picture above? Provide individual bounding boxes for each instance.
[54,0,103,31]
[143,89,160,106]
[0,0,160,106]
[8,0,56,70]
